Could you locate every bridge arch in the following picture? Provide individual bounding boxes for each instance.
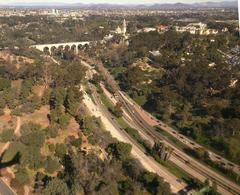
[30,41,92,55]
[50,46,57,55]
[43,47,50,55]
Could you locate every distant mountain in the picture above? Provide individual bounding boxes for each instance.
[149,1,237,9]
[0,1,237,9]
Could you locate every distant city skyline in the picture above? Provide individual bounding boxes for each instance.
[0,0,236,5]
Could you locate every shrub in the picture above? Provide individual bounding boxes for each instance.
[20,102,35,114]
[14,168,30,185]
[44,126,58,138]
[44,156,61,174]
[42,178,69,195]
[58,113,70,129]
[0,128,14,142]
[71,137,82,147]
[107,142,132,161]
[31,95,41,110]
[0,98,6,109]
[12,107,22,116]
[0,78,11,91]
[1,142,25,163]
[21,122,42,136]
[55,143,67,158]
[41,89,51,105]
[48,144,55,152]
[20,131,45,148]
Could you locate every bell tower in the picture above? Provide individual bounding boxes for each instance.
[123,19,127,37]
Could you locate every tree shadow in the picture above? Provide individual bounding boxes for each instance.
[0,152,20,169]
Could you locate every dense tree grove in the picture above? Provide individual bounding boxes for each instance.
[91,24,240,164]
[0,15,173,195]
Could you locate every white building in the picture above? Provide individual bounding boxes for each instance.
[176,22,218,35]
[52,9,59,16]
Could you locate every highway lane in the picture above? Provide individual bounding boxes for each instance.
[98,84,239,194]
[120,91,240,174]
[117,91,240,195]
[81,57,240,195]
[86,84,187,193]
[89,57,240,175]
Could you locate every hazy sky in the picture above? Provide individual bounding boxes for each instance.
[0,0,235,5]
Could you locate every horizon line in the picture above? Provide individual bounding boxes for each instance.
[0,0,237,6]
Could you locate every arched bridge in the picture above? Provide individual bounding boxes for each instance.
[30,41,91,55]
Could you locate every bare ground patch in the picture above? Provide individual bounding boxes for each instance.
[21,106,50,129]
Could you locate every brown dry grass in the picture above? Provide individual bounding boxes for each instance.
[0,112,16,132]
[21,106,50,129]
[32,85,46,97]
[0,51,34,69]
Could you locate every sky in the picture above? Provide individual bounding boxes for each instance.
[0,0,235,5]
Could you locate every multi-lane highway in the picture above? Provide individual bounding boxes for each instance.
[116,91,240,195]
[80,57,240,195]
[82,83,187,193]
[120,90,240,174]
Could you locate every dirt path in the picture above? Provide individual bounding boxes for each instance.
[14,117,21,137]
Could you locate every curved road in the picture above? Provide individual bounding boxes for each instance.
[81,58,240,195]
[117,91,240,195]
[83,84,187,193]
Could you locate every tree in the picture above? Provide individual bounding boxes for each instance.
[64,89,81,116]
[123,159,143,181]
[1,142,25,163]
[49,108,62,124]
[42,178,69,195]
[0,98,6,109]
[140,172,171,195]
[118,180,134,195]
[21,147,44,170]
[20,122,42,136]
[40,62,53,88]
[20,102,35,114]
[20,131,45,148]
[19,79,33,101]
[31,94,41,110]
[0,128,14,142]
[12,107,22,116]
[41,88,51,105]
[55,143,67,158]
[107,142,132,161]
[113,101,123,118]
[44,156,61,174]
[58,113,70,129]
[70,137,82,147]
[44,126,58,139]
[13,168,30,185]
[91,73,102,85]
[49,87,66,110]
[0,78,11,91]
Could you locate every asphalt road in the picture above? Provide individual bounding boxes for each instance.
[120,91,240,174]
[87,84,187,193]
[116,91,240,195]
[0,179,15,195]
[81,57,240,195]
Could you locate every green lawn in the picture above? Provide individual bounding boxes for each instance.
[116,117,129,129]
[100,93,114,111]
